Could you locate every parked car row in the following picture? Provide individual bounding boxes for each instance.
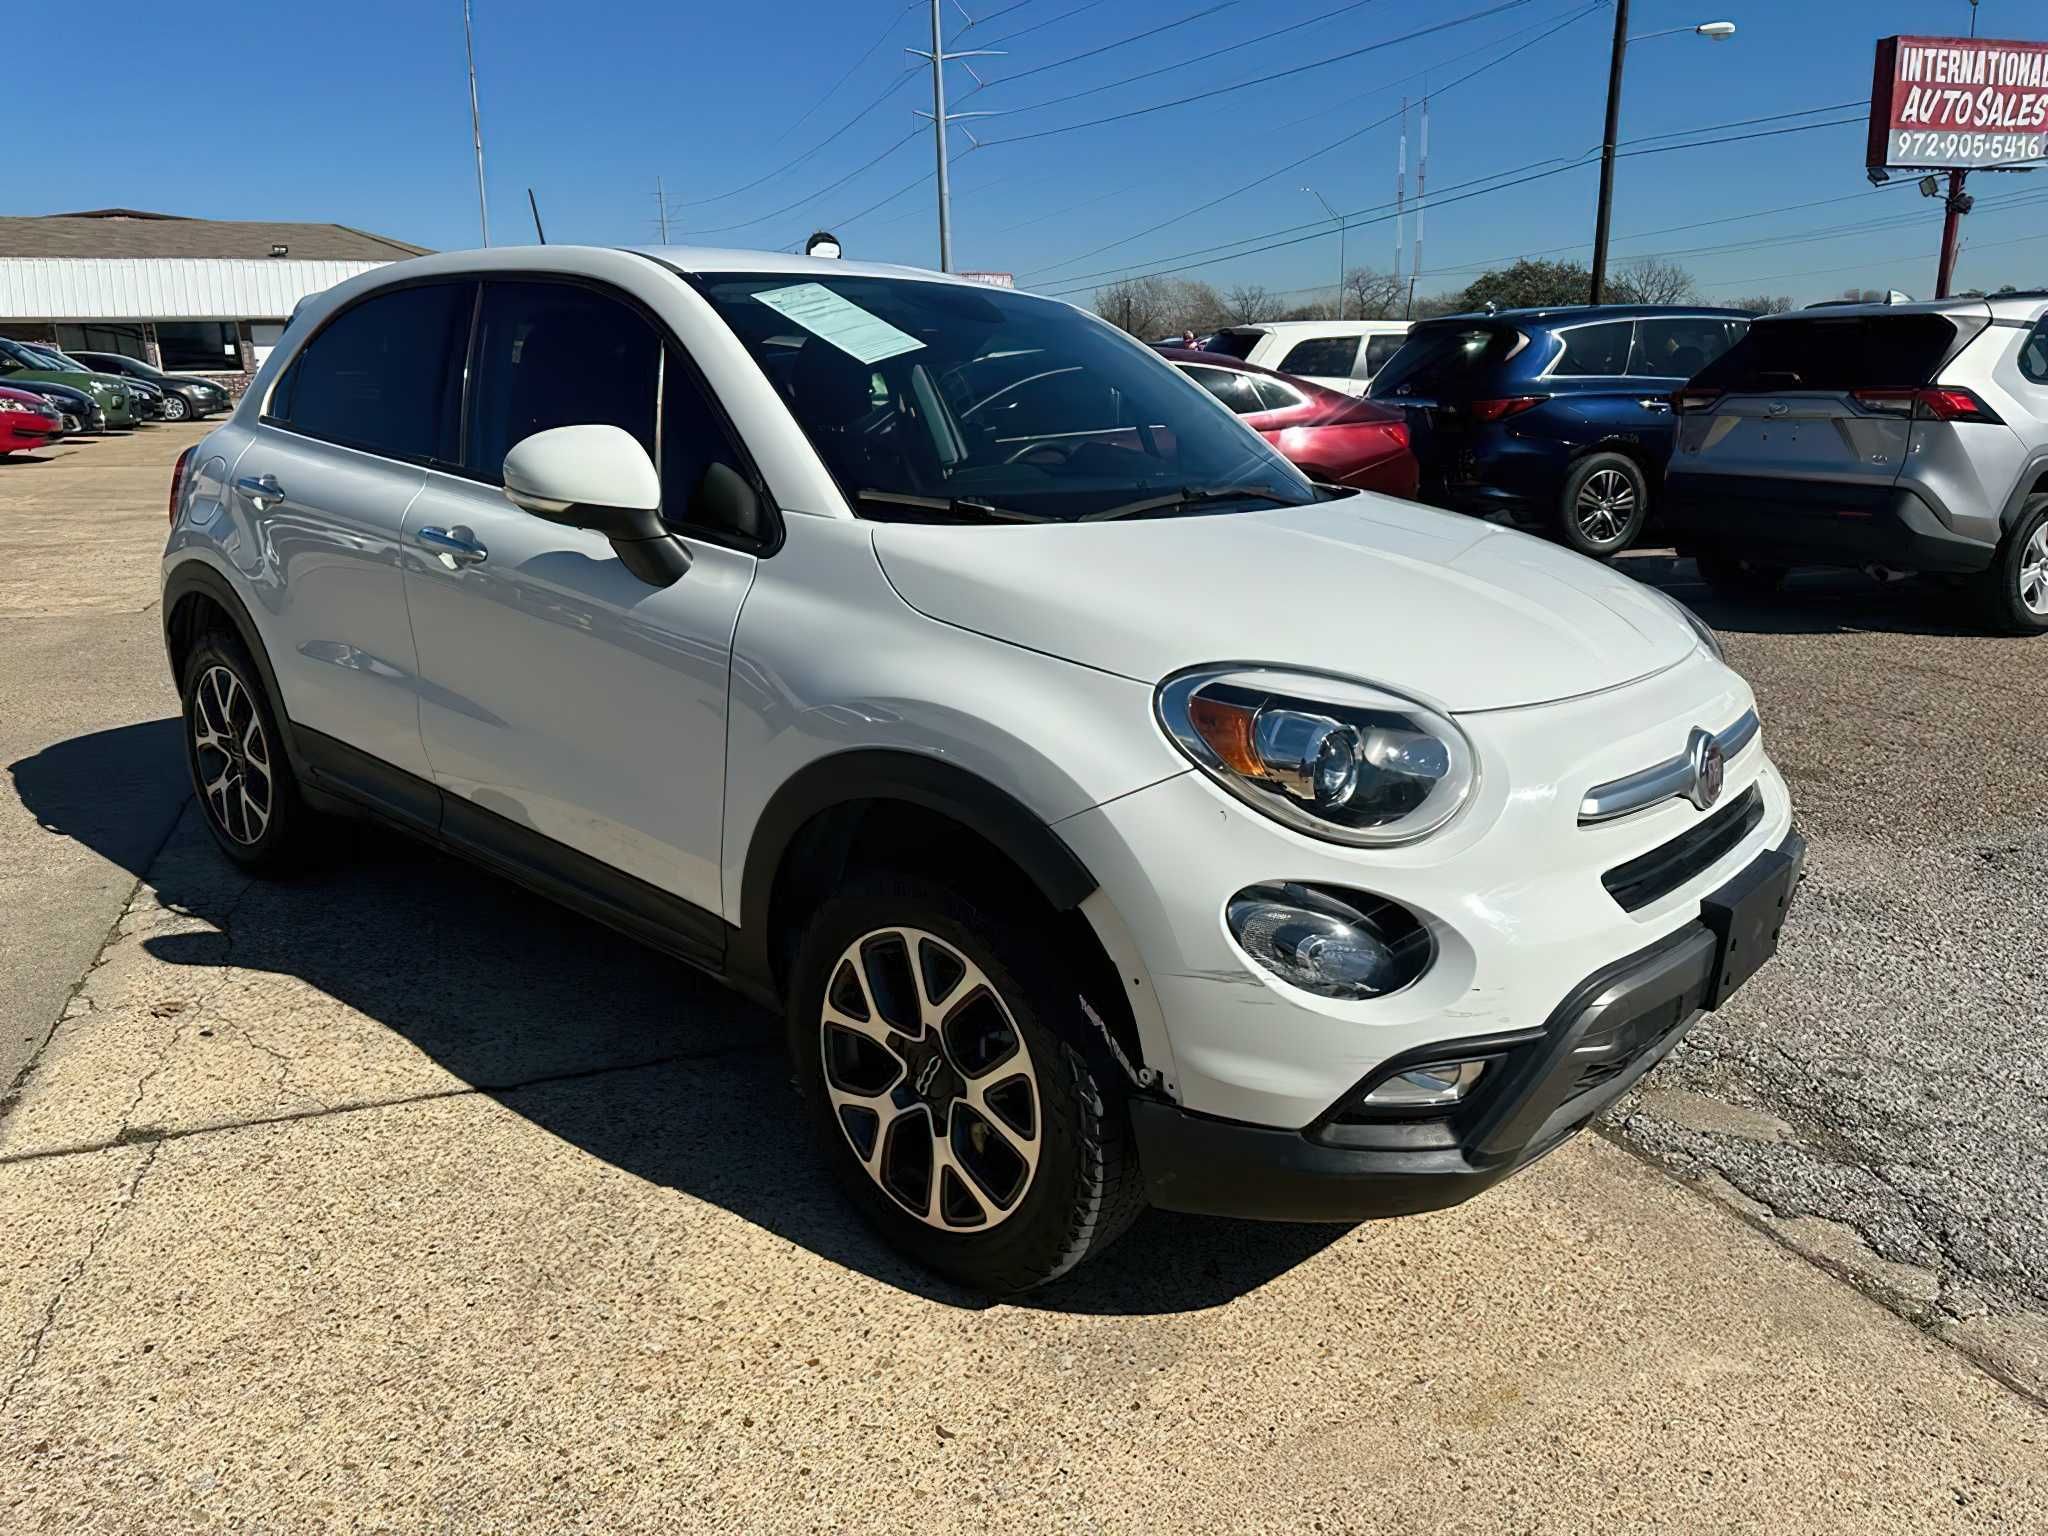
[0,336,231,453]
[1172,296,2047,635]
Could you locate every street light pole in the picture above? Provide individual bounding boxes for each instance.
[1302,186,1346,319]
[1587,0,1629,304]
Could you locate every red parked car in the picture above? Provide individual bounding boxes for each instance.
[1157,347,1418,499]
[0,385,62,455]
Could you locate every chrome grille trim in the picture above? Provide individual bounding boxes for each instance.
[1578,709,1759,825]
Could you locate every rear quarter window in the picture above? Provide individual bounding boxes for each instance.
[1691,314,1960,393]
[2019,318,2048,385]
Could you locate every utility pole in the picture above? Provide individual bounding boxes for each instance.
[655,176,670,244]
[1394,98,1406,304]
[1934,169,1971,298]
[1410,95,1428,319]
[463,0,491,246]
[909,4,1000,274]
[1587,0,1628,303]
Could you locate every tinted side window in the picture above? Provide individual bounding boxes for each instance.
[1692,314,1960,393]
[659,345,751,536]
[2020,319,2048,385]
[1183,365,1264,415]
[1628,318,1740,380]
[1552,321,1633,376]
[468,280,659,484]
[1364,333,1405,375]
[276,283,469,462]
[1251,376,1302,412]
[1204,331,1262,361]
[1278,335,1361,378]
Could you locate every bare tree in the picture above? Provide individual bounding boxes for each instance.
[1612,256,1699,305]
[1342,267,1407,319]
[1224,283,1276,324]
[1728,293,1795,315]
[1095,276,1227,338]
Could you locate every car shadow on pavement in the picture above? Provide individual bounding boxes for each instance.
[1618,550,1994,638]
[11,720,1346,1315]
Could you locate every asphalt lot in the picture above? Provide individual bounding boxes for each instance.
[2,427,2044,1531]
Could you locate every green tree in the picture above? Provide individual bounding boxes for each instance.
[1456,258,1596,311]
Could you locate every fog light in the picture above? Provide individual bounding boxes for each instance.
[1361,1059,1488,1108]
[1225,884,1432,1000]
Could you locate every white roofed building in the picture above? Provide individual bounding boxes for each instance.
[0,209,429,393]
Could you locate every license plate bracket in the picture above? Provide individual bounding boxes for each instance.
[1699,833,1804,1010]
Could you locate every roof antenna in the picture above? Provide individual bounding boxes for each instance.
[527,188,546,244]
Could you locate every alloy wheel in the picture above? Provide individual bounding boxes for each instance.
[162,394,189,422]
[191,664,273,845]
[1574,468,1638,546]
[820,927,1042,1232]
[2020,522,2048,618]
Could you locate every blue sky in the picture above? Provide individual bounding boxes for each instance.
[19,0,2045,304]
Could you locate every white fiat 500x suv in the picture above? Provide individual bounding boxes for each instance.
[162,246,1801,1292]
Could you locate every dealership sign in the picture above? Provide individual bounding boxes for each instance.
[1867,34,2048,171]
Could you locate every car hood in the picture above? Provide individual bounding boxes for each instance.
[871,495,1697,712]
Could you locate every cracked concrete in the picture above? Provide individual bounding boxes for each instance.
[1612,553,2048,1397]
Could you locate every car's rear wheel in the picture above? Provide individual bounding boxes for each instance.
[160,392,190,422]
[1694,547,1789,599]
[789,875,1144,1292]
[1974,495,2048,635]
[179,629,308,871]
[1558,452,1649,559]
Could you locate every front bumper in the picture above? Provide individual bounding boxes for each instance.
[1132,831,1804,1221]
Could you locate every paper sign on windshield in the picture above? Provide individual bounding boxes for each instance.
[753,283,925,365]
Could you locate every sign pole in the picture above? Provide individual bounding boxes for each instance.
[1934,168,1969,299]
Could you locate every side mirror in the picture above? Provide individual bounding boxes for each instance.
[502,424,691,586]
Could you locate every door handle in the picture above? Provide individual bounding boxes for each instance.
[1637,398,1673,412]
[235,473,284,506]
[415,524,489,567]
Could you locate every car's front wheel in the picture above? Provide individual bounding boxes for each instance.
[1974,495,2048,635]
[789,875,1145,1292]
[160,392,190,422]
[1558,452,1649,559]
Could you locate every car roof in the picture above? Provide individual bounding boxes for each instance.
[1757,293,2048,323]
[620,244,988,288]
[1418,303,1751,326]
[1214,319,1412,336]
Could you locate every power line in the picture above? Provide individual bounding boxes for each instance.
[975,0,1390,115]
[675,66,921,208]
[1016,2,1597,279]
[977,0,1112,48]
[680,128,923,235]
[1037,113,1887,298]
[979,0,1542,147]
[769,2,919,149]
[961,0,1043,32]
[967,0,1245,94]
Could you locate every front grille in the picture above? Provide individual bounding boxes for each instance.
[1601,785,1763,912]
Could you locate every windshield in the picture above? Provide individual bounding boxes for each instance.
[1368,323,1521,398]
[696,273,1313,522]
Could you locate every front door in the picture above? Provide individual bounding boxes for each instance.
[399,277,756,921]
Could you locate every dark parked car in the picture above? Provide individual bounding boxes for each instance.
[0,338,137,428]
[70,350,232,422]
[1369,305,1749,558]
[1158,347,1418,499]
[0,377,105,434]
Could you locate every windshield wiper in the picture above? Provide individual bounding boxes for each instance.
[1080,485,1298,523]
[854,489,1052,524]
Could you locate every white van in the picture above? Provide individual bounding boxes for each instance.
[1204,319,1414,396]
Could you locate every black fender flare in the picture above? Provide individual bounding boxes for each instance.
[731,749,1098,998]
[161,560,306,773]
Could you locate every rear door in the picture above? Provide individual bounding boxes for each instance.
[1367,321,1526,494]
[1672,312,1962,494]
[234,278,475,790]
[1274,333,1364,396]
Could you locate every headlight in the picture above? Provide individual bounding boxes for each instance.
[1156,667,1476,845]
[1648,587,1724,663]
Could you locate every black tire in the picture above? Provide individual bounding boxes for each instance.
[1557,451,1650,559]
[1694,547,1788,599]
[1972,495,2048,636]
[788,874,1145,1292]
[160,392,190,423]
[178,628,308,872]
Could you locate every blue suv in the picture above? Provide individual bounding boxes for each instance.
[1368,305,1750,558]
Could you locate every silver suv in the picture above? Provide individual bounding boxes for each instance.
[1663,293,2048,633]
